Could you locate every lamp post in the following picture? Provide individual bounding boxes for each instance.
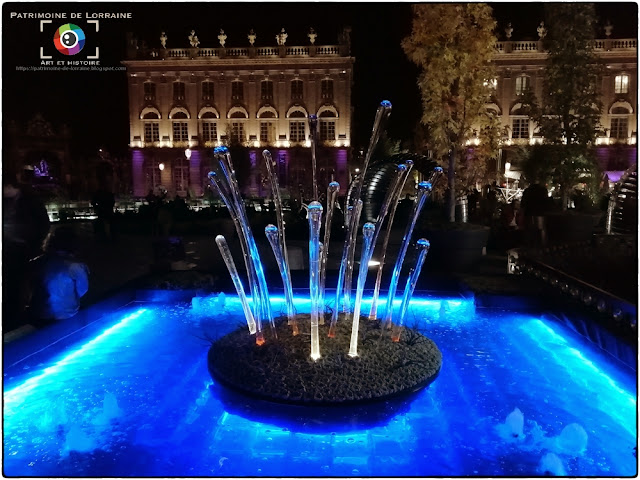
[505,161,511,191]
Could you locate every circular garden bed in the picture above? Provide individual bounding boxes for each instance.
[208,313,442,405]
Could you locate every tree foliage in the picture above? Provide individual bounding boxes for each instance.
[536,3,603,145]
[402,3,498,221]
[522,3,602,209]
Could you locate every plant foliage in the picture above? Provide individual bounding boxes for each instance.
[402,3,498,221]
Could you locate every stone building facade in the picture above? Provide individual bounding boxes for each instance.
[122,28,354,199]
[488,26,637,181]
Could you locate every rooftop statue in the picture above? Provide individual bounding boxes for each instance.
[308,27,317,45]
[276,28,288,46]
[218,29,227,48]
[188,30,200,48]
[247,29,256,46]
[505,22,513,39]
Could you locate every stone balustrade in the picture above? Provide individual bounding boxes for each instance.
[496,38,636,54]
[131,44,345,60]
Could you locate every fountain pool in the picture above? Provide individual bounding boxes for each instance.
[3,293,637,477]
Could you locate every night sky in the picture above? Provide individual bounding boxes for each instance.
[2,2,637,160]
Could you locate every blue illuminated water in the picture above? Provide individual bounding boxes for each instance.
[4,295,637,476]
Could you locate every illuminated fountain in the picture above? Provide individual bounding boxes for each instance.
[207,101,444,404]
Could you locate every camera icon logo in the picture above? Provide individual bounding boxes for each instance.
[53,23,86,55]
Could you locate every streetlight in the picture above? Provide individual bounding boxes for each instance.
[505,162,511,191]
[184,148,192,160]
[158,163,165,171]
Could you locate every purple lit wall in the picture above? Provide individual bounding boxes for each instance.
[335,148,348,195]
[189,150,203,197]
[132,150,145,197]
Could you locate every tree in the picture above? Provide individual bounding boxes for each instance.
[532,3,603,209]
[402,3,498,222]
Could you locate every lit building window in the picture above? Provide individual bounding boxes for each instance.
[173,82,185,102]
[515,75,530,95]
[144,82,156,102]
[230,122,245,143]
[202,81,214,101]
[144,122,159,143]
[261,80,274,101]
[200,110,218,143]
[143,111,160,143]
[614,74,629,94]
[321,79,334,100]
[512,118,529,139]
[610,117,629,139]
[231,81,244,102]
[483,78,497,90]
[202,121,217,142]
[320,120,336,141]
[291,79,303,101]
[172,122,189,142]
[173,157,189,195]
[260,121,275,143]
[289,121,306,142]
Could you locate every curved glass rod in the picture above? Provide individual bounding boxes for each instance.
[391,239,430,342]
[348,222,375,358]
[215,235,258,338]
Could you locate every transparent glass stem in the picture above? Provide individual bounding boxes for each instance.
[307,201,323,360]
[391,239,430,342]
[350,100,392,205]
[342,101,392,311]
[215,235,257,336]
[212,147,274,337]
[208,171,264,340]
[319,181,340,317]
[309,115,319,201]
[369,160,415,319]
[348,222,375,357]
[329,200,362,337]
[383,181,433,329]
[265,225,297,335]
[262,150,291,288]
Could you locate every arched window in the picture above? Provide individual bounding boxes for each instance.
[318,109,337,141]
[257,106,278,118]
[141,108,161,143]
[200,111,218,144]
[172,111,189,142]
[510,103,529,140]
[286,107,308,142]
[227,106,249,119]
[258,107,277,144]
[609,102,633,140]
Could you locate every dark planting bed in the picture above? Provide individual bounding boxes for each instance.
[208,313,442,405]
